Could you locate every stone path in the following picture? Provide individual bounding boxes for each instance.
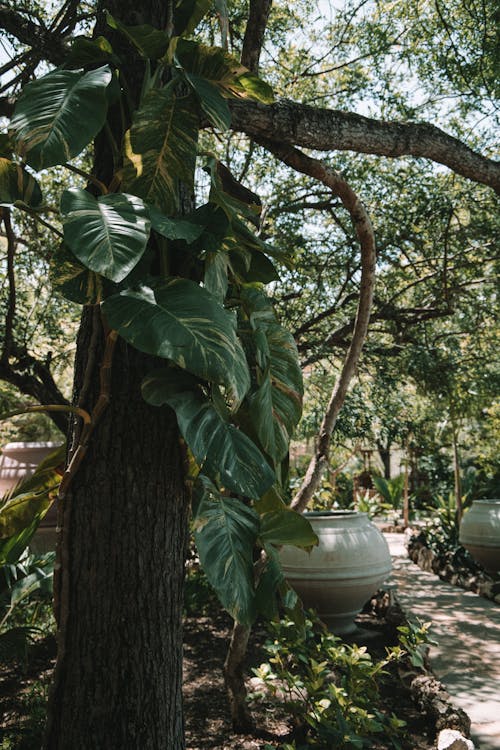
[384,533,500,750]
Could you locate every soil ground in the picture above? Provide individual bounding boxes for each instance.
[1,605,437,749]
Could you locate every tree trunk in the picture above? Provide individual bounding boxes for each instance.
[44,1,190,745]
[377,441,391,479]
[44,308,189,749]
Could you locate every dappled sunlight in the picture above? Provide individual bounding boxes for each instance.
[385,533,500,747]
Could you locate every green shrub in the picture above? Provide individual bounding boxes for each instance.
[251,612,406,749]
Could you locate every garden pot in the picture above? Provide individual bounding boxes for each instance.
[459,499,500,575]
[279,510,392,634]
[0,441,62,553]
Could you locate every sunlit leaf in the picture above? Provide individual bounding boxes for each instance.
[186,74,231,130]
[123,81,198,213]
[61,188,151,282]
[11,66,112,170]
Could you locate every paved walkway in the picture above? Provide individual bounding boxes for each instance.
[384,533,500,750]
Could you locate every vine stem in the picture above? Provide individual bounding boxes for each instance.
[63,162,109,194]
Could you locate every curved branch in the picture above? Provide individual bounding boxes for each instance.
[229,99,500,192]
[252,140,376,513]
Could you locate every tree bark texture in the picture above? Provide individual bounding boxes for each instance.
[44,308,189,750]
[44,1,190,747]
[229,99,500,192]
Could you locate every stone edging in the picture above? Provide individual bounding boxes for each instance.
[407,531,500,605]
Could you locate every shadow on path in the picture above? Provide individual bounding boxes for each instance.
[384,534,500,750]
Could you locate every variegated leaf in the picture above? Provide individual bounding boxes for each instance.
[161,388,275,498]
[102,279,250,405]
[0,157,42,207]
[123,81,198,214]
[193,475,259,625]
[10,66,112,171]
[60,189,151,283]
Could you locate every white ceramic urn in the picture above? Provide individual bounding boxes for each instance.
[459,499,500,575]
[280,510,392,634]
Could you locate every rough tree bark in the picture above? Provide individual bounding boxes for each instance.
[229,99,500,192]
[43,1,190,748]
[44,312,189,750]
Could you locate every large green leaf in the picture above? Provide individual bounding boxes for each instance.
[259,509,318,549]
[49,243,105,305]
[123,82,198,214]
[174,0,211,36]
[0,158,42,208]
[193,476,259,624]
[186,74,231,130]
[60,189,151,283]
[175,40,274,103]
[105,13,169,59]
[66,36,117,67]
[168,390,274,497]
[0,491,53,541]
[11,66,112,170]
[141,367,202,406]
[148,205,204,243]
[205,157,261,221]
[102,279,250,404]
[241,290,303,462]
[0,445,63,566]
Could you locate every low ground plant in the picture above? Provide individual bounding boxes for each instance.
[252,612,407,749]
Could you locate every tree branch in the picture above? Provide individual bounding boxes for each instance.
[241,0,273,73]
[229,99,500,192]
[0,4,68,65]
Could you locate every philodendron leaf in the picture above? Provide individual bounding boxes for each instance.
[175,40,274,104]
[259,509,318,549]
[66,36,116,67]
[141,367,202,407]
[242,289,303,463]
[148,205,204,243]
[166,390,275,498]
[0,491,53,540]
[102,279,250,404]
[10,66,112,170]
[0,158,42,208]
[123,81,198,214]
[174,0,211,36]
[186,74,231,130]
[60,188,151,283]
[193,475,259,625]
[105,12,169,59]
[49,243,106,305]
[205,157,261,222]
